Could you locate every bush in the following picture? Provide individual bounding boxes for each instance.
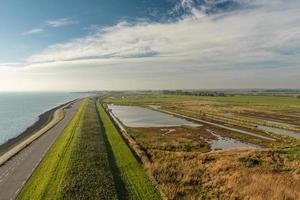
[238,156,261,167]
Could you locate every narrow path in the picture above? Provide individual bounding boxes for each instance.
[0,100,81,200]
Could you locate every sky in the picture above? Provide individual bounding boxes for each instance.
[0,0,300,91]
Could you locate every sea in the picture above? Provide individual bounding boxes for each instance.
[0,92,89,145]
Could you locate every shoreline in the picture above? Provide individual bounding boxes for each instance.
[0,99,77,157]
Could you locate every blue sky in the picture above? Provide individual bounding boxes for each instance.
[0,0,300,91]
[0,0,175,62]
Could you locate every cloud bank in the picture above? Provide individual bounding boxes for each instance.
[2,0,300,91]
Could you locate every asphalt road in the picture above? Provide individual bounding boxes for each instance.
[0,100,81,200]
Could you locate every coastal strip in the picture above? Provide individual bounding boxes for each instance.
[0,100,77,166]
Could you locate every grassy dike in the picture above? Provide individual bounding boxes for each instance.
[96,101,162,200]
[18,99,118,200]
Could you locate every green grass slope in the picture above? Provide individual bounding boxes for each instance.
[18,99,117,200]
[96,101,162,200]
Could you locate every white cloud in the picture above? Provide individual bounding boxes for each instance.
[3,0,300,91]
[26,0,300,68]
[46,18,78,28]
[22,28,44,35]
[21,17,77,37]
[0,62,21,67]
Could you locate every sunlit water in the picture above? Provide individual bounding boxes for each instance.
[257,125,300,138]
[262,119,300,128]
[0,92,88,145]
[107,104,200,127]
[108,105,262,150]
[148,104,161,109]
[207,129,260,150]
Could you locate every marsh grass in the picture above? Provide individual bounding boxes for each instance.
[147,149,300,199]
[104,95,300,199]
[127,126,212,153]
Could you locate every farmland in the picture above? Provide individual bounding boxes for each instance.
[104,93,300,199]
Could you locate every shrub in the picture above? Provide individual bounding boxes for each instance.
[238,156,261,167]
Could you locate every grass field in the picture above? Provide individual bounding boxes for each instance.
[105,94,300,136]
[128,126,212,153]
[96,101,162,200]
[148,149,300,199]
[18,99,118,200]
[104,95,300,117]
[105,94,300,108]
[103,94,300,199]
[16,94,300,199]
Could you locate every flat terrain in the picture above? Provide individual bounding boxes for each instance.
[97,102,161,200]
[104,95,300,125]
[105,95,300,145]
[149,148,300,199]
[104,94,300,199]
[18,99,118,200]
[0,100,81,200]
[4,94,299,199]
[0,103,57,156]
[19,99,160,200]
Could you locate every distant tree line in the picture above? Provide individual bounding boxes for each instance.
[162,90,230,97]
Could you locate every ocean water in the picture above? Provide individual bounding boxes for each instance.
[0,92,88,145]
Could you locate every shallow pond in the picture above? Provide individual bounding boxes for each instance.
[107,104,200,127]
[257,125,300,138]
[257,118,300,129]
[148,104,161,109]
[207,129,260,150]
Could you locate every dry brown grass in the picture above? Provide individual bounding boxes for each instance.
[167,99,300,127]
[124,125,299,199]
[107,95,300,199]
[128,126,215,153]
[230,172,300,200]
[147,149,300,200]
